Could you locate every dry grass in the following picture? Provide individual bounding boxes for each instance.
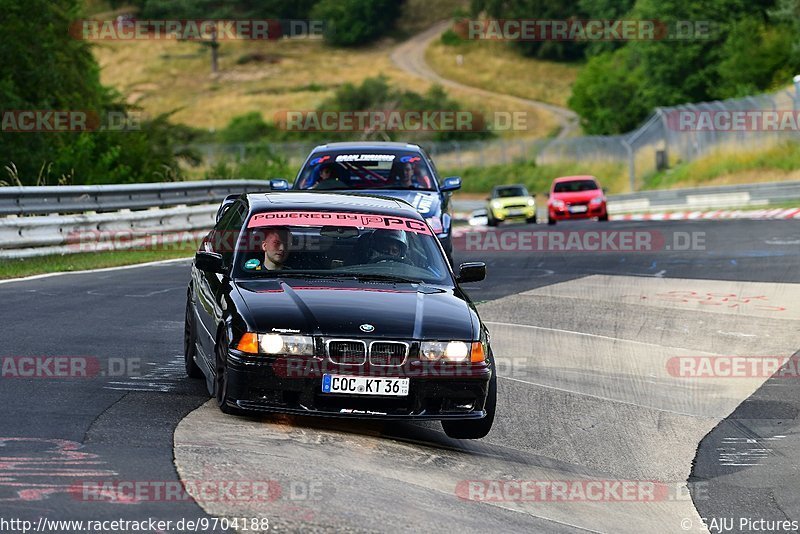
[644,140,800,190]
[425,39,580,108]
[93,35,557,137]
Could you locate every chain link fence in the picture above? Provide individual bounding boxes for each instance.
[190,85,800,191]
[538,87,800,191]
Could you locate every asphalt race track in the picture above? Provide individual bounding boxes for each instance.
[1,219,798,533]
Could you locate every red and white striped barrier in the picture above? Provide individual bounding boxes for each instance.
[612,208,800,221]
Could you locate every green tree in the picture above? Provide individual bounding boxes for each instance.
[471,0,588,60]
[312,0,403,46]
[0,0,189,184]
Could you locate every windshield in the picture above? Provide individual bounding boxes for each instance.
[553,179,600,193]
[494,186,528,198]
[294,150,437,191]
[232,210,451,285]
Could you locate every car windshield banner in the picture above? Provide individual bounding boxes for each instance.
[247,211,433,235]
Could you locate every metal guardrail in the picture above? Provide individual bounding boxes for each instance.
[2,179,798,258]
[606,180,800,213]
[0,180,274,216]
[0,180,279,258]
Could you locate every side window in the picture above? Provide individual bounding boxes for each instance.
[422,150,441,184]
[209,202,246,258]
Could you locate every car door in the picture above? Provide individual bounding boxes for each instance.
[194,201,246,365]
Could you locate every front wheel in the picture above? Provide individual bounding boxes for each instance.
[215,335,245,415]
[598,213,609,222]
[526,215,537,224]
[547,217,556,225]
[441,371,496,439]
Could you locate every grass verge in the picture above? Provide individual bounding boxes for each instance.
[0,245,196,280]
[446,159,626,196]
[643,141,800,190]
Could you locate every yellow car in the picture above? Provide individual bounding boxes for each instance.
[486,184,537,226]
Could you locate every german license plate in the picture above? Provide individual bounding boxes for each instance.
[321,375,409,396]
[508,209,524,216]
[569,205,588,213]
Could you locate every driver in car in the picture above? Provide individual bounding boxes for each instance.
[369,230,408,262]
[244,227,293,271]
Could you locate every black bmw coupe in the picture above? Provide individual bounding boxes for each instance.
[185,192,496,439]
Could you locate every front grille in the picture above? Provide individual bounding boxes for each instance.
[505,204,528,209]
[327,340,366,365]
[369,342,408,366]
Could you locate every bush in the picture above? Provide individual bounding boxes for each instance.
[321,76,494,141]
[440,28,466,46]
[219,112,279,143]
[204,145,292,181]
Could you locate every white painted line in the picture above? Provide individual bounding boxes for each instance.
[484,321,716,353]
[0,257,193,286]
[498,376,711,418]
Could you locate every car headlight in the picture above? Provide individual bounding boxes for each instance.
[426,216,444,234]
[491,200,503,210]
[527,198,536,206]
[551,199,565,209]
[236,333,315,356]
[419,341,484,363]
[590,196,604,205]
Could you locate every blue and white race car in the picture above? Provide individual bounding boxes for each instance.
[289,142,462,260]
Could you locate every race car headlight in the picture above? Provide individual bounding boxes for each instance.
[527,198,536,206]
[551,199,565,209]
[590,196,604,205]
[420,341,483,363]
[235,333,315,355]
[253,334,315,356]
[491,200,503,210]
[426,216,444,234]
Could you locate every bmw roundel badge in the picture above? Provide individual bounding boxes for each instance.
[360,324,375,333]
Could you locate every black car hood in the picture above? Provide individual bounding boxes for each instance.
[235,279,475,340]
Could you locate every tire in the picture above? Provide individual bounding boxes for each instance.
[487,216,497,227]
[547,217,556,225]
[526,215,537,224]
[441,370,497,440]
[184,299,203,379]
[598,213,609,222]
[215,334,245,416]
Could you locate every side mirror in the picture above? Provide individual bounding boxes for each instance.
[195,251,228,275]
[270,179,290,191]
[485,196,491,201]
[456,262,486,283]
[440,176,462,192]
[602,187,607,194]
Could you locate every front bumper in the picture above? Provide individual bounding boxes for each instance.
[225,351,491,420]
[549,203,607,220]
[490,206,536,221]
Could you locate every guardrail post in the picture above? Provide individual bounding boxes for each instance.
[622,140,635,192]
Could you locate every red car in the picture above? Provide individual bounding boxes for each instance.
[547,175,608,225]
